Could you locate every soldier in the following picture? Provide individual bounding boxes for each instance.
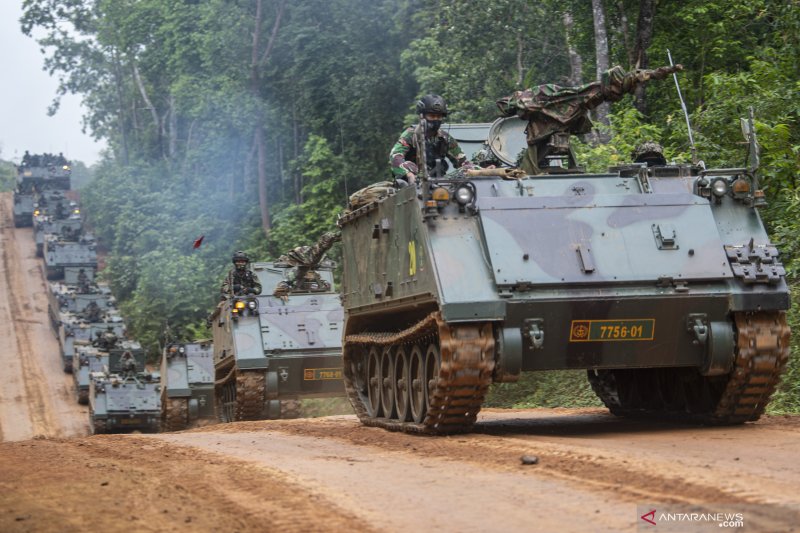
[119,351,137,375]
[93,327,118,350]
[389,94,473,184]
[497,65,681,175]
[22,151,31,167]
[632,141,667,167]
[220,251,262,300]
[82,300,102,321]
[273,231,339,299]
[77,268,90,292]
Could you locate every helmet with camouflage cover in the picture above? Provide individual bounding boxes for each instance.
[632,141,667,166]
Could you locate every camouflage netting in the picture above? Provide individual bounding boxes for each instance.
[347,181,395,212]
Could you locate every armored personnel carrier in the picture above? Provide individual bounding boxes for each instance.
[43,233,97,280]
[33,195,82,257]
[13,158,71,227]
[88,349,159,434]
[74,336,142,404]
[160,341,216,431]
[211,244,345,422]
[338,66,790,434]
[60,314,125,373]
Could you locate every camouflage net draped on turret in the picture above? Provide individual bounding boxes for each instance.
[273,231,341,298]
[496,65,681,173]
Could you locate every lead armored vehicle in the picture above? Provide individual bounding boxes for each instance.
[338,66,790,434]
[13,158,71,227]
[89,349,159,434]
[211,242,345,422]
[160,341,216,431]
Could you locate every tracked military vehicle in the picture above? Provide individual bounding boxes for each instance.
[212,242,345,422]
[59,313,125,373]
[33,194,82,257]
[89,348,159,434]
[160,341,216,431]
[13,159,71,227]
[338,66,790,434]
[43,233,97,280]
[74,338,142,405]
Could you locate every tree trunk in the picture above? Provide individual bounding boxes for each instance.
[132,61,162,157]
[168,93,177,160]
[293,107,301,204]
[632,0,656,114]
[617,1,634,68]
[591,0,611,136]
[250,0,285,235]
[562,11,583,85]
[111,50,129,166]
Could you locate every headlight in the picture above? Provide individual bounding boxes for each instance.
[234,301,246,310]
[178,346,185,354]
[247,300,257,310]
[711,178,728,197]
[455,186,474,205]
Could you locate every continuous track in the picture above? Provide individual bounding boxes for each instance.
[161,397,189,432]
[588,310,790,423]
[343,311,495,434]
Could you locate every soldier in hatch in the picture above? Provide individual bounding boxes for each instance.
[93,327,118,350]
[273,231,339,300]
[497,65,681,175]
[389,94,473,184]
[82,300,102,322]
[220,251,262,300]
[632,141,668,167]
[119,351,137,375]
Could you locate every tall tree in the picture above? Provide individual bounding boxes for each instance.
[591,0,611,131]
[632,0,656,113]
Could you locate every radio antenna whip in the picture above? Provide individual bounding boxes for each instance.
[667,49,698,165]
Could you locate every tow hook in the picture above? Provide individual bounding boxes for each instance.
[688,314,708,345]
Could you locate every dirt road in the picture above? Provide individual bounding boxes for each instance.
[2,410,799,532]
[0,192,88,441]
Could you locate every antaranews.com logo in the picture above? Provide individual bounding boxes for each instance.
[637,505,745,531]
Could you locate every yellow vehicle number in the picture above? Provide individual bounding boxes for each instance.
[304,368,343,380]
[569,319,655,342]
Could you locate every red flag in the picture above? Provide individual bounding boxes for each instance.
[192,235,205,249]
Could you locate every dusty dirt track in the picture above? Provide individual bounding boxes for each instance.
[0,193,88,441]
[1,190,800,532]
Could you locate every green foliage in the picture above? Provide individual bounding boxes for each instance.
[21,0,800,410]
[486,371,602,409]
[0,160,15,192]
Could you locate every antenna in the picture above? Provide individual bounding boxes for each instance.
[667,49,698,165]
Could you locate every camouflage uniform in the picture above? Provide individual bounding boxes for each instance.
[273,231,340,298]
[119,351,137,375]
[220,268,262,300]
[497,65,679,174]
[82,301,102,322]
[389,127,468,179]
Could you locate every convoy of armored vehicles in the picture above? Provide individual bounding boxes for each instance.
[13,64,793,440]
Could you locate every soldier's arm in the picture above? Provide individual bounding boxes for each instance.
[389,128,417,179]
[445,134,470,169]
[250,273,262,295]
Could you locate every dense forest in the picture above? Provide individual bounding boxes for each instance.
[19,0,800,410]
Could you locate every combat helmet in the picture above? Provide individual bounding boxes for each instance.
[416,94,448,116]
[232,251,250,269]
[632,141,667,166]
